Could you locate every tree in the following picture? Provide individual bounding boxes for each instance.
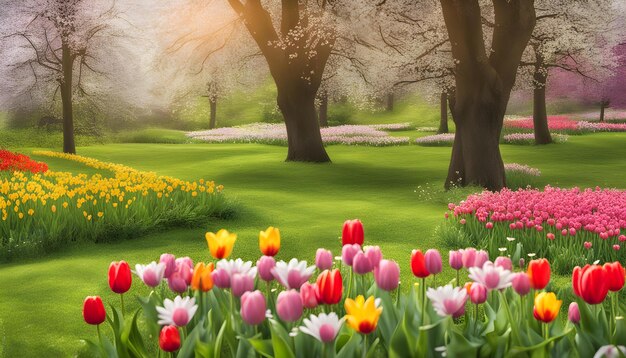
[516,0,619,144]
[440,0,536,191]
[1,0,126,154]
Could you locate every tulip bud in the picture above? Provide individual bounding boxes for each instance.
[231,273,255,297]
[461,248,477,268]
[316,269,343,305]
[315,249,333,271]
[108,261,132,294]
[474,250,489,269]
[374,259,400,291]
[342,244,361,266]
[518,258,525,269]
[449,250,463,270]
[364,246,383,268]
[470,283,487,305]
[527,258,550,290]
[83,296,106,325]
[568,302,580,324]
[411,250,430,278]
[160,253,176,278]
[604,262,625,292]
[342,219,364,246]
[424,249,442,275]
[257,256,276,282]
[159,325,181,352]
[494,256,512,271]
[277,290,303,322]
[300,282,319,309]
[352,251,373,275]
[241,291,267,326]
[167,271,188,293]
[211,268,231,289]
[512,272,531,296]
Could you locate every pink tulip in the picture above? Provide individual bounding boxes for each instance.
[341,244,361,266]
[352,252,373,275]
[231,273,255,297]
[614,244,621,251]
[257,256,276,282]
[568,302,580,324]
[424,249,442,275]
[474,250,489,268]
[486,222,493,229]
[374,259,400,291]
[461,248,477,268]
[584,241,592,250]
[160,253,177,278]
[167,272,188,293]
[547,233,555,240]
[315,249,333,271]
[277,290,303,322]
[470,283,487,305]
[364,246,383,268]
[511,273,531,296]
[460,219,466,225]
[300,283,319,309]
[241,291,266,326]
[449,250,463,270]
[212,268,231,288]
[494,256,512,271]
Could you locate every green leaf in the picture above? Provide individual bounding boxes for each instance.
[214,320,228,358]
[336,332,361,358]
[248,338,274,358]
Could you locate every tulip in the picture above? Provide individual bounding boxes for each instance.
[344,295,382,334]
[212,268,231,289]
[342,244,361,266]
[410,250,430,278]
[568,302,580,324]
[159,325,181,352]
[364,246,383,268]
[259,226,280,256]
[205,229,237,259]
[352,251,373,275]
[449,250,463,270]
[175,259,193,285]
[527,258,550,290]
[83,296,106,325]
[160,253,176,278]
[468,261,514,291]
[157,296,198,327]
[494,256,512,271]
[167,271,189,293]
[300,313,344,343]
[426,285,468,318]
[272,259,315,289]
[315,249,333,271]
[108,261,132,294]
[533,291,562,323]
[342,219,364,246]
[511,273,531,296]
[316,269,343,305]
[604,262,625,292]
[300,282,319,309]
[470,283,487,305]
[231,273,255,297]
[594,345,626,358]
[474,250,489,268]
[256,256,276,282]
[191,262,214,292]
[374,259,400,291]
[240,291,267,326]
[134,262,166,288]
[277,290,303,322]
[573,264,610,304]
[424,249,442,275]
[461,248,477,268]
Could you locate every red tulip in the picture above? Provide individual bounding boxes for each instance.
[411,250,430,278]
[159,325,181,352]
[573,264,609,305]
[342,219,364,246]
[316,269,343,305]
[527,258,550,290]
[83,296,106,325]
[604,262,625,292]
[108,260,132,294]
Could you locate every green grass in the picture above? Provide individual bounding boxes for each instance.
[2,133,626,356]
[113,128,193,144]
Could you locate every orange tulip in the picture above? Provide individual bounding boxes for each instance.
[191,262,215,292]
[527,258,550,290]
[533,292,562,323]
[259,227,280,256]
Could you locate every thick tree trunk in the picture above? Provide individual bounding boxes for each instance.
[278,90,329,162]
[318,91,328,127]
[599,100,609,122]
[438,92,449,134]
[209,98,217,129]
[386,92,394,112]
[61,42,76,154]
[532,57,552,144]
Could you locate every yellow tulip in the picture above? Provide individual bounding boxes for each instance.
[205,229,237,259]
[345,295,383,334]
[51,205,57,213]
[191,262,214,292]
[533,292,562,323]
[259,226,280,256]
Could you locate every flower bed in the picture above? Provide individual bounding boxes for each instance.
[574,110,626,122]
[80,220,626,357]
[0,151,227,260]
[368,122,413,131]
[504,163,541,177]
[502,133,568,144]
[0,150,48,173]
[415,133,455,146]
[447,186,626,272]
[577,121,626,132]
[188,123,410,146]
[504,116,579,132]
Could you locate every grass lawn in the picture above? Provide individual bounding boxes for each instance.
[2,133,626,356]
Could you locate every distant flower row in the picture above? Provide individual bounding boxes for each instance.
[188,123,410,146]
[0,150,48,174]
[503,163,541,177]
[505,115,626,133]
[574,110,626,122]
[503,132,569,144]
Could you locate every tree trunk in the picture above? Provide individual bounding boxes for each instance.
[600,104,605,122]
[532,55,552,144]
[60,42,76,154]
[209,98,217,129]
[318,91,328,127]
[278,90,329,162]
[386,92,394,111]
[438,92,449,134]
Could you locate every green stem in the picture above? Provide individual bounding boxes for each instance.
[361,334,367,358]
[96,324,102,345]
[421,278,426,325]
[347,269,353,299]
[120,294,125,316]
[456,270,460,287]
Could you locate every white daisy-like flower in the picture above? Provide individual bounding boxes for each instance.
[156,296,198,327]
[435,346,448,357]
[426,284,468,318]
[133,261,166,287]
[593,259,601,265]
[594,345,626,358]
[299,312,344,343]
[527,253,536,258]
[498,247,507,252]
[506,237,516,242]
[468,261,514,291]
[271,258,316,289]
